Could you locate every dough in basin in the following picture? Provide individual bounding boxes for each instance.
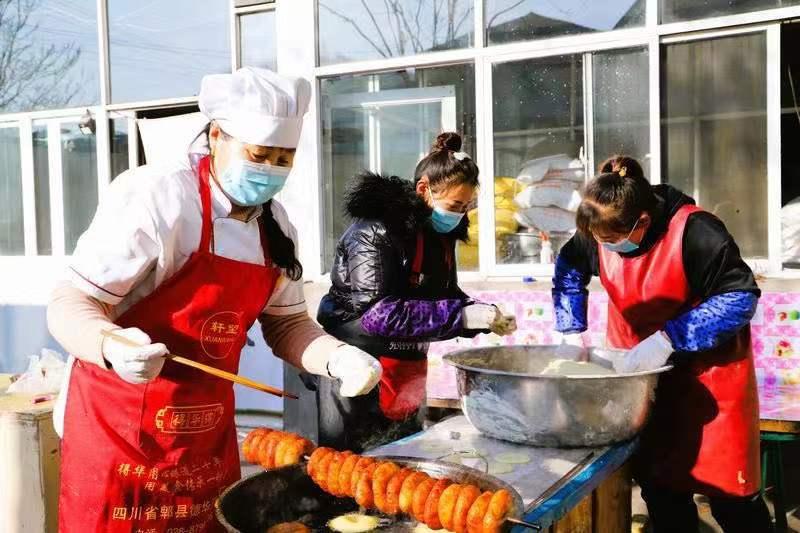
[539,358,614,376]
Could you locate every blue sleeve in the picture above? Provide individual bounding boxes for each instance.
[552,251,590,334]
[664,291,757,352]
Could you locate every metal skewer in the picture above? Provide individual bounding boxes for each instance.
[506,517,542,530]
[102,329,298,399]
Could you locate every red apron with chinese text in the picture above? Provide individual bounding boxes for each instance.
[599,204,760,497]
[59,156,281,532]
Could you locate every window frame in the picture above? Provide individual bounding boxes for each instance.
[233,1,277,70]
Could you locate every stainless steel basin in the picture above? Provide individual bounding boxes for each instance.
[443,345,672,448]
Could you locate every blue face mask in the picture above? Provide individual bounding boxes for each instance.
[600,219,641,254]
[428,189,466,234]
[217,158,290,206]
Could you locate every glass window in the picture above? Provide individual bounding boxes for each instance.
[782,23,800,268]
[661,0,800,23]
[110,118,129,179]
[0,127,25,254]
[108,0,230,103]
[0,0,99,114]
[240,10,277,70]
[320,64,477,271]
[318,1,474,65]
[493,55,585,266]
[662,33,767,258]
[33,124,51,255]
[61,123,98,254]
[486,0,645,46]
[493,48,649,266]
[593,47,650,175]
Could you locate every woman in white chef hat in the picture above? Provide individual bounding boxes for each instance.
[47,67,381,532]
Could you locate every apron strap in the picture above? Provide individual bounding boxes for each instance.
[257,212,274,268]
[197,156,214,254]
[441,236,453,272]
[409,231,425,287]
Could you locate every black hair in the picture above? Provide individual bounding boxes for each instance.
[204,122,303,280]
[576,155,656,237]
[261,201,303,281]
[413,132,480,191]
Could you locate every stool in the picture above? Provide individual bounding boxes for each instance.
[761,431,799,532]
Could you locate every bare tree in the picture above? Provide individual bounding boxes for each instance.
[0,0,82,112]
[320,0,473,58]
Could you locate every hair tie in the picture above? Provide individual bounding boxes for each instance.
[453,151,470,161]
[618,166,627,177]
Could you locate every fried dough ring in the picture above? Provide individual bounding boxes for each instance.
[372,462,401,513]
[259,431,284,469]
[338,454,361,497]
[316,450,338,492]
[453,484,481,533]
[281,437,313,468]
[249,429,272,465]
[412,476,436,523]
[399,471,429,515]
[328,451,354,496]
[273,435,298,468]
[354,462,380,509]
[242,428,270,463]
[424,479,453,529]
[482,489,512,533]
[307,447,332,480]
[349,457,376,497]
[466,491,493,533]
[438,483,464,532]
[385,468,413,515]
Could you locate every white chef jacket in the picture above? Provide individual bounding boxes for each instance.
[68,157,307,317]
[54,155,307,437]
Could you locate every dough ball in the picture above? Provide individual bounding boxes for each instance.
[487,462,515,475]
[494,452,531,465]
[327,513,380,533]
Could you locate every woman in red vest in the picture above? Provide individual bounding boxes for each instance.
[552,155,772,532]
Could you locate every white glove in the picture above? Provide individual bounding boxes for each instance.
[102,328,168,385]
[327,345,382,397]
[613,331,673,373]
[463,304,502,330]
[555,333,588,361]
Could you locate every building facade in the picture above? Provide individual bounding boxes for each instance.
[2,0,800,405]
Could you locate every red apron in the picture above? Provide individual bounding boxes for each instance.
[599,204,760,497]
[377,232,451,420]
[59,156,281,532]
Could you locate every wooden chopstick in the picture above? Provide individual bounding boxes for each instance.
[101,330,298,399]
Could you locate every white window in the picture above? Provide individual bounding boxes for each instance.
[314,1,795,278]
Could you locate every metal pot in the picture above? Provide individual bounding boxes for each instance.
[509,232,542,259]
[502,232,574,263]
[215,457,524,532]
[443,345,671,448]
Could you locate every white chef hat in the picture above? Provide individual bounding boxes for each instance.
[198,67,311,148]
